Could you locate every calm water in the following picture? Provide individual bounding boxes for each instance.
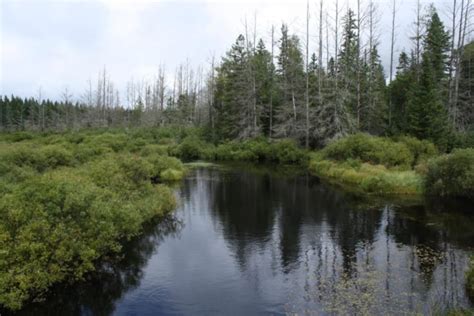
[13,165,474,315]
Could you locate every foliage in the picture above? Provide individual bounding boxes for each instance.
[425,149,474,198]
[0,129,185,310]
[171,135,216,161]
[309,154,423,195]
[320,133,415,169]
[395,136,438,166]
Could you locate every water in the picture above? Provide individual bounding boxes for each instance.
[13,165,474,315]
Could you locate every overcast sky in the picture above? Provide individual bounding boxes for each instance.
[0,0,457,100]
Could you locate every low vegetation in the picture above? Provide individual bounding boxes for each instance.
[0,129,185,310]
[425,149,474,199]
[309,133,473,196]
[0,127,472,311]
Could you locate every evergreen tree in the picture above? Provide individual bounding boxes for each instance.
[389,51,415,134]
[214,34,253,140]
[407,52,450,148]
[274,24,305,139]
[423,6,450,86]
[252,39,274,137]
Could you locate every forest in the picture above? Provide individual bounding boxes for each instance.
[0,2,472,149]
[1,0,473,313]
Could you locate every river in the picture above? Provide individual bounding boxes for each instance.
[14,164,474,315]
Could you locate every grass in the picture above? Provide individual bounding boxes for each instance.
[309,154,423,195]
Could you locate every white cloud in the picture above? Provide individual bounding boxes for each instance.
[0,0,457,99]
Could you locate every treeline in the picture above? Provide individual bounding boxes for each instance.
[0,1,472,150]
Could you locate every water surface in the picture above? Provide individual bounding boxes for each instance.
[14,165,474,315]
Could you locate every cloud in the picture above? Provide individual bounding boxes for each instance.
[0,0,454,99]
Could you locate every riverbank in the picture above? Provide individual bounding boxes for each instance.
[0,130,186,310]
[0,128,472,311]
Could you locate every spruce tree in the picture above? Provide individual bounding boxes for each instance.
[424,7,450,86]
[407,53,450,148]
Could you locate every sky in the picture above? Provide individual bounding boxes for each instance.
[0,0,458,100]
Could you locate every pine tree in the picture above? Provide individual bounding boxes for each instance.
[407,53,450,148]
[389,51,415,134]
[252,39,274,137]
[423,6,450,86]
[274,24,305,139]
[214,35,253,140]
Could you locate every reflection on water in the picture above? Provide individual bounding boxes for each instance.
[11,165,474,315]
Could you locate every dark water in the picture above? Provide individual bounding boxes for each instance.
[13,165,474,315]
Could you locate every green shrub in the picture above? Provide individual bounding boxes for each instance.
[0,157,176,310]
[173,135,215,161]
[425,149,474,198]
[269,139,307,164]
[322,133,414,169]
[396,136,438,166]
[449,131,474,150]
[309,154,423,195]
[85,133,128,152]
[160,168,184,181]
[140,144,169,157]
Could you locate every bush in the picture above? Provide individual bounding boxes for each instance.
[214,139,307,165]
[0,145,74,172]
[448,131,474,150]
[309,154,423,195]
[321,133,414,169]
[395,136,438,166]
[425,148,474,198]
[146,155,185,181]
[0,156,177,310]
[172,135,215,161]
[160,168,184,181]
[269,139,307,164]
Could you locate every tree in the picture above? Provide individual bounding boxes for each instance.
[423,6,450,90]
[214,34,253,140]
[274,24,305,139]
[407,53,450,148]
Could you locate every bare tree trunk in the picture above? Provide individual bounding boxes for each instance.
[453,0,471,128]
[356,0,361,129]
[305,0,310,148]
[389,0,397,127]
[448,0,457,115]
[269,25,275,139]
[318,0,323,107]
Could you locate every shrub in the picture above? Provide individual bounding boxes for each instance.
[395,136,438,166]
[322,133,414,169]
[0,145,73,172]
[85,133,128,153]
[146,155,185,181]
[0,158,177,310]
[269,139,307,164]
[160,168,184,181]
[173,135,215,161]
[140,144,169,157]
[448,131,474,150]
[425,148,474,198]
[309,155,423,195]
